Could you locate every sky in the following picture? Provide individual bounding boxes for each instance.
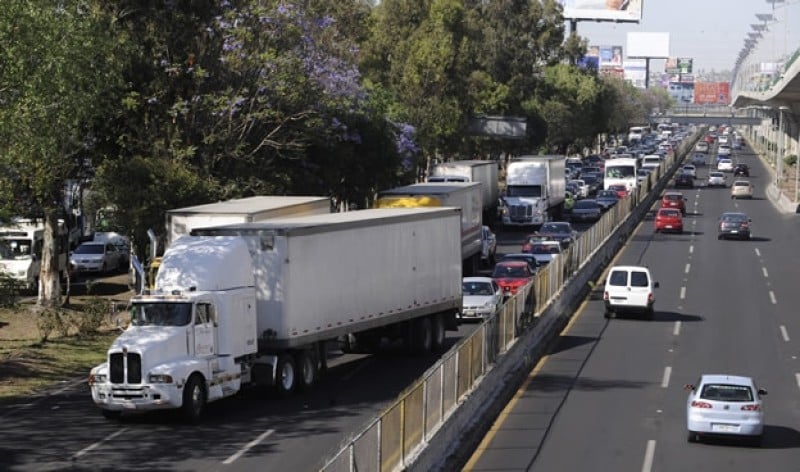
[572,0,800,73]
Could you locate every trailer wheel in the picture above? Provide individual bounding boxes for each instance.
[410,317,433,354]
[181,374,206,424]
[275,354,297,396]
[431,315,446,351]
[295,350,317,391]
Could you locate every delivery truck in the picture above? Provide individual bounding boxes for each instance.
[374,182,483,276]
[89,208,462,422]
[499,156,566,228]
[427,160,499,224]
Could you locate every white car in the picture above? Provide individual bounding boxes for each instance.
[681,165,696,178]
[480,225,497,266]
[461,277,503,320]
[70,241,123,274]
[686,374,766,446]
[603,265,658,319]
[568,179,589,198]
[526,240,562,266]
[717,134,729,145]
[707,171,726,187]
[730,180,754,199]
[718,145,732,157]
[694,141,709,153]
[717,158,734,172]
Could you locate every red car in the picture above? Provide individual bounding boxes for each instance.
[491,260,535,297]
[608,184,629,199]
[654,208,683,233]
[661,191,686,215]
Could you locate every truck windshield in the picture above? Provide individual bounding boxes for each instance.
[0,239,33,259]
[130,303,192,327]
[605,166,635,179]
[506,185,542,197]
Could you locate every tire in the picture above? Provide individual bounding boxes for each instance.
[644,306,655,320]
[294,350,317,391]
[181,374,206,424]
[604,310,612,319]
[430,314,446,352]
[749,435,763,447]
[687,431,698,443]
[409,316,433,354]
[275,354,297,396]
[101,409,121,420]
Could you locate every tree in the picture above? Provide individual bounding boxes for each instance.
[0,1,126,306]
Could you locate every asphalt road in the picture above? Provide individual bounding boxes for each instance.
[462,145,800,471]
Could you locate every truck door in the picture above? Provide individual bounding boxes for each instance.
[193,303,216,356]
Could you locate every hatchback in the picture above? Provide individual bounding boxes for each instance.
[682,165,697,178]
[654,208,683,233]
[461,277,503,320]
[686,374,766,446]
[661,192,686,215]
[491,261,535,297]
[707,171,726,188]
[730,180,754,199]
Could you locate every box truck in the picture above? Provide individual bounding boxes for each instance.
[374,182,483,275]
[427,160,499,223]
[499,156,566,228]
[89,208,462,422]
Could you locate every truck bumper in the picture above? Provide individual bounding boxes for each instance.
[92,382,183,412]
[501,215,546,226]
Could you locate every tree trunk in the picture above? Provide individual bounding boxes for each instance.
[38,210,62,307]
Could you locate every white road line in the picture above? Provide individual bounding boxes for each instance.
[780,325,790,342]
[689,245,694,254]
[796,374,800,390]
[661,367,672,388]
[755,248,761,257]
[641,440,656,472]
[673,321,682,336]
[680,286,686,299]
[684,263,691,274]
[770,291,777,305]
[71,428,129,460]
[762,267,769,278]
[223,429,275,465]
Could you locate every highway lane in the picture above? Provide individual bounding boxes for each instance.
[463,144,800,471]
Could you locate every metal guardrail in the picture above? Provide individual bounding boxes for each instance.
[320,145,689,472]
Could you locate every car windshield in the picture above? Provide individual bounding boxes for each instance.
[709,172,723,178]
[540,223,569,234]
[463,282,494,296]
[605,166,635,178]
[492,265,528,278]
[721,213,748,222]
[530,244,559,254]
[659,209,680,217]
[130,302,192,327]
[700,384,754,402]
[574,201,597,209]
[74,244,104,255]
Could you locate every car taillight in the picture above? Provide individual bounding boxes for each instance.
[648,293,654,303]
[741,404,761,411]
[691,401,712,409]
[603,291,609,301]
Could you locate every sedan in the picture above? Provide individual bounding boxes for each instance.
[674,173,694,189]
[682,165,697,178]
[717,158,734,172]
[718,212,751,240]
[692,154,706,166]
[654,208,683,233]
[525,240,562,266]
[461,277,503,321]
[497,253,540,274]
[569,199,602,222]
[595,190,619,211]
[686,374,766,446]
[730,180,754,199]
[70,241,123,274]
[491,261,535,298]
[536,221,577,248]
[707,171,726,188]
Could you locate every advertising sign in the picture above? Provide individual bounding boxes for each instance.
[693,82,730,105]
[598,45,624,67]
[627,32,670,59]
[559,0,643,22]
[677,58,693,74]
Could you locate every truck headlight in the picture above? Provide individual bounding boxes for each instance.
[89,373,107,385]
[148,374,174,384]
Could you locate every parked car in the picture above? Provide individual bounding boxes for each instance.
[603,265,659,319]
[707,171,727,188]
[595,189,620,211]
[685,374,766,446]
[69,241,124,274]
[570,199,602,222]
[674,173,694,189]
[491,260,535,298]
[661,191,686,215]
[654,208,683,233]
[460,277,503,321]
[730,180,754,199]
[733,163,750,177]
[481,225,497,266]
[536,221,577,248]
[718,212,751,240]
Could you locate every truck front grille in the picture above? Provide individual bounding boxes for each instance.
[109,352,142,384]
[510,205,532,219]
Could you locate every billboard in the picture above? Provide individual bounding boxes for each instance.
[668,81,694,104]
[559,0,643,22]
[665,57,693,74]
[694,82,730,105]
[597,45,623,67]
[627,32,670,59]
[624,59,647,88]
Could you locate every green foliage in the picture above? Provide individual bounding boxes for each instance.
[75,298,109,336]
[0,272,22,308]
[784,154,797,166]
[36,298,107,342]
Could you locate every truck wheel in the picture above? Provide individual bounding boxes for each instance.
[101,410,121,420]
[410,317,433,354]
[294,350,317,391]
[275,354,297,396]
[430,315,446,351]
[181,374,206,424]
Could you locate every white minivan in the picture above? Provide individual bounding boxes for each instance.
[603,265,659,319]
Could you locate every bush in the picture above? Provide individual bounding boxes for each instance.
[75,297,109,336]
[37,309,70,342]
[0,272,22,308]
[784,154,797,167]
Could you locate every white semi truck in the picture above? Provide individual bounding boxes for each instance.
[427,160,499,224]
[374,182,483,276]
[499,156,566,228]
[90,208,462,422]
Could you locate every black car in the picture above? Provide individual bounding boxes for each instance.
[733,163,750,177]
[536,221,577,248]
[718,212,751,240]
[595,189,619,210]
[674,173,694,188]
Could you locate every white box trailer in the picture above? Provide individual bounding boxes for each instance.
[90,208,462,422]
[499,156,566,228]
[166,195,331,247]
[375,182,483,275]
[428,160,499,221]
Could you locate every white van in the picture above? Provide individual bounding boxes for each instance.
[603,265,659,319]
[641,155,662,170]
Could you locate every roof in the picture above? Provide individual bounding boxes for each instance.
[700,374,755,386]
[169,196,329,215]
[463,276,494,283]
[609,265,651,273]
[494,260,528,267]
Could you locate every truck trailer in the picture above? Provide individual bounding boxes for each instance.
[499,156,566,228]
[427,160,499,224]
[374,182,483,276]
[89,208,462,422]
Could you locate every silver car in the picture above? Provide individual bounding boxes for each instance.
[707,171,726,187]
[461,277,503,320]
[686,374,766,446]
[70,242,123,274]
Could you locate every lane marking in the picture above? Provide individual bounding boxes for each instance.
[661,366,672,388]
[222,429,275,465]
[673,321,681,336]
[684,263,691,274]
[762,267,769,278]
[755,248,761,257]
[770,291,777,305]
[71,428,129,460]
[680,287,686,300]
[796,373,800,390]
[641,440,656,472]
[780,325,790,342]
[689,245,694,254]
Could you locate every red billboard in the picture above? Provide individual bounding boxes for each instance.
[694,82,730,105]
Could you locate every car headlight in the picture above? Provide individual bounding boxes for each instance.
[482,300,495,308]
[148,374,174,384]
[89,373,107,385]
